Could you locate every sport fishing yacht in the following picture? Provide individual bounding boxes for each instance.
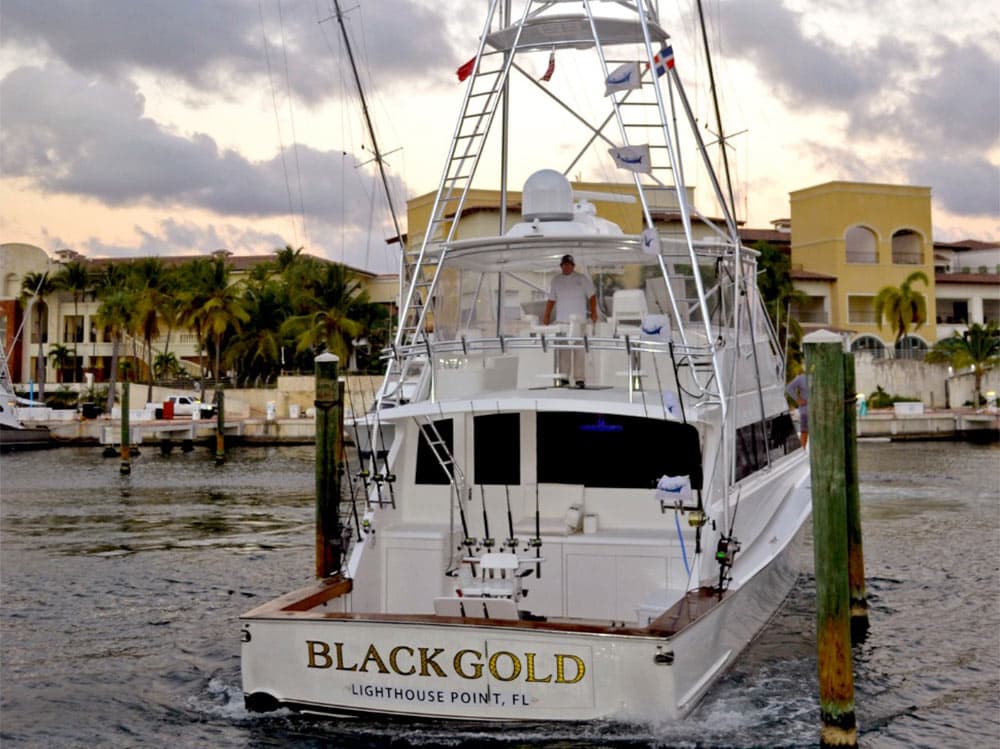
[241,0,810,722]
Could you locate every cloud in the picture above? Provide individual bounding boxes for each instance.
[1,0,457,104]
[908,156,1000,218]
[717,0,998,227]
[1,64,408,228]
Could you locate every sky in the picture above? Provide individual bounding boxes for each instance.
[1,0,997,275]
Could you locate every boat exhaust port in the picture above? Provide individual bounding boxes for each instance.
[654,647,674,666]
[240,625,251,643]
[245,691,280,713]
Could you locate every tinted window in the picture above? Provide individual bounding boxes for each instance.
[536,412,702,489]
[415,419,454,485]
[474,413,520,485]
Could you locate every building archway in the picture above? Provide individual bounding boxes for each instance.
[891,228,923,265]
[894,334,928,360]
[851,335,887,358]
[845,225,878,264]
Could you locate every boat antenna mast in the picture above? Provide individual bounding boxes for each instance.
[695,0,739,233]
[329,0,407,334]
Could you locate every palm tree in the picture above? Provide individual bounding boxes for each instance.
[874,271,929,355]
[177,258,215,383]
[53,259,92,382]
[926,321,1000,407]
[96,284,136,413]
[198,257,250,386]
[48,343,73,383]
[19,271,56,400]
[227,270,287,383]
[129,258,168,402]
[754,241,809,374]
[281,262,366,363]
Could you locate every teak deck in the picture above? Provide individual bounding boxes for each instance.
[242,576,726,639]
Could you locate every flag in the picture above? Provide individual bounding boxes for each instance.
[652,45,674,77]
[456,56,475,82]
[641,227,660,255]
[539,50,555,82]
[604,62,641,96]
[609,144,652,174]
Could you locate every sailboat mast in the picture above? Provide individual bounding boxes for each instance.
[695,0,738,231]
[331,0,407,312]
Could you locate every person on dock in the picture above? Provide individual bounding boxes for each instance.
[542,254,597,388]
[786,372,809,448]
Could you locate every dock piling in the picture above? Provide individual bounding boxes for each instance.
[843,353,869,642]
[805,331,858,748]
[214,387,226,465]
[314,353,343,578]
[119,380,131,475]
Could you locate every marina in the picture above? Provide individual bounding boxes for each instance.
[0,441,996,746]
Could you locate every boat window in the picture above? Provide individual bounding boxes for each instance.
[735,413,801,481]
[415,418,454,485]
[536,412,702,489]
[474,413,520,485]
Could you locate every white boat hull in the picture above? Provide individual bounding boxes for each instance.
[241,470,809,722]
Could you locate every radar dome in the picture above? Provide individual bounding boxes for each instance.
[522,169,573,221]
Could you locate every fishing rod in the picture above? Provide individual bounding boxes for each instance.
[355,388,377,501]
[503,485,517,553]
[528,483,542,579]
[337,421,363,543]
[479,483,495,551]
[345,385,371,496]
[368,389,396,508]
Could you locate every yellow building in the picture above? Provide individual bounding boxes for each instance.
[789,181,937,356]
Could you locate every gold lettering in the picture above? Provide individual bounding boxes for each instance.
[389,645,416,676]
[488,651,522,682]
[334,642,358,671]
[554,653,585,684]
[525,652,552,683]
[359,644,390,674]
[306,640,332,669]
[453,649,484,679]
[418,647,447,677]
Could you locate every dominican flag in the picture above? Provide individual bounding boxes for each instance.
[456,56,475,82]
[609,144,652,174]
[604,62,641,95]
[652,45,674,77]
[539,50,555,82]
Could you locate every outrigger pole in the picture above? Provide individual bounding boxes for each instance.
[330,0,407,336]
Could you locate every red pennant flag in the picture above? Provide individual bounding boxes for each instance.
[456,57,475,82]
[539,50,555,82]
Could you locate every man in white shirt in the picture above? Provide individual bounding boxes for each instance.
[542,254,597,387]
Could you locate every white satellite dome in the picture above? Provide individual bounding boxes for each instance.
[521,169,573,221]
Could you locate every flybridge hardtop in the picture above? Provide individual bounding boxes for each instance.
[241,0,810,723]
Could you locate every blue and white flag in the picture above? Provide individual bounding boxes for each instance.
[604,61,641,95]
[652,45,674,77]
[609,144,652,174]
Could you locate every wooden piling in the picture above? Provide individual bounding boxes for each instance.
[119,380,131,475]
[214,387,225,465]
[805,331,857,748]
[314,353,343,578]
[843,353,869,642]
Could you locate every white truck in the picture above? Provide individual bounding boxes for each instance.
[166,394,216,419]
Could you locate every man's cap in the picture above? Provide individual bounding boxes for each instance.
[560,254,575,265]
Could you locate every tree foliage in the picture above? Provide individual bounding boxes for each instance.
[926,321,1000,406]
[874,271,929,345]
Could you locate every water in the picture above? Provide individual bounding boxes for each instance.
[1,442,997,748]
